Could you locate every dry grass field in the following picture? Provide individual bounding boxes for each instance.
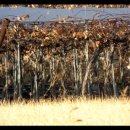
[0,97,130,126]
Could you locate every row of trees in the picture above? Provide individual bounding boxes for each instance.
[0,15,130,101]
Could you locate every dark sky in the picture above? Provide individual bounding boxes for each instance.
[0,7,130,21]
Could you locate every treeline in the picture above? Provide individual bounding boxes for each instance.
[0,15,130,101]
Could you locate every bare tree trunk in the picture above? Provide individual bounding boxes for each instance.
[17,42,22,100]
[60,60,66,97]
[79,56,82,95]
[82,41,89,97]
[2,51,8,100]
[34,60,38,101]
[40,49,45,97]
[103,49,110,98]
[13,52,18,100]
[118,47,124,83]
[49,57,54,83]
[110,44,118,98]
[73,46,80,95]
[45,55,56,98]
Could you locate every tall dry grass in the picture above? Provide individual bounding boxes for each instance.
[0,97,130,126]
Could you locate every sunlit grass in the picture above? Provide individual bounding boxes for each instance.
[0,97,130,126]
